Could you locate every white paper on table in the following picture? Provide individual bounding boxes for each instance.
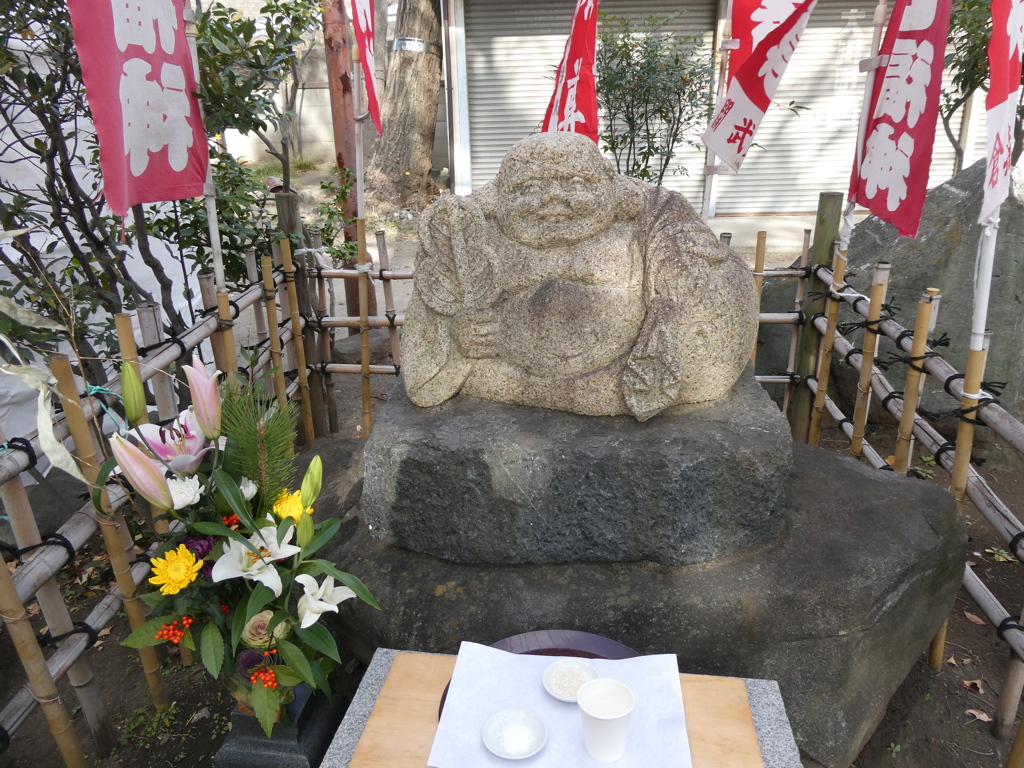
[427,641,692,768]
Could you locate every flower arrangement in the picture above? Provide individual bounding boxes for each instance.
[105,358,377,736]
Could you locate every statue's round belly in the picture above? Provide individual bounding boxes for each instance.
[500,279,645,378]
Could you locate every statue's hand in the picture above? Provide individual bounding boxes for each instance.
[622,302,684,421]
[455,309,500,359]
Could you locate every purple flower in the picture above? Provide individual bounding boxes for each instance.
[236,650,265,677]
[184,535,216,559]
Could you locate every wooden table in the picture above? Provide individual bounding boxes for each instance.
[322,649,801,768]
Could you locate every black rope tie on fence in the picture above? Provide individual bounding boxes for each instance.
[385,310,397,328]
[838,316,885,336]
[878,349,943,373]
[880,391,904,412]
[1,437,38,471]
[0,723,9,755]
[39,621,100,649]
[896,329,915,345]
[998,615,1024,641]
[878,463,895,471]
[379,268,389,282]
[933,441,987,467]
[9,533,76,564]
[1009,531,1024,556]
[843,347,863,366]
[229,300,240,319]
[263,287,277,302]
[392,364,401,377]
[942,373,965,398]
[810,312,826,326]
[837,417,853,430]
[137,336,189,361]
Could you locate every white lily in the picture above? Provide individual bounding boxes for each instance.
[211,526,302,597]
[239,476,258,501]
[295,575,356,628]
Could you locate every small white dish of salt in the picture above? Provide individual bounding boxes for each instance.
[481,708,547,760]
[542,659,600,703]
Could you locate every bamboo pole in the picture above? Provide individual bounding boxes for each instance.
[806,242,846,446]
[0,544,87,767]
[198,271,227,374]
[804,378,888,468]
[375,230,404,373]
[791,192,844,441]
[719,232,732,246]
[750,231,767,366]
[850,262,891,456]
[296,244,329,438]
[48,354,170,712]
[783,229,812,415]
[0,425,116,754]
[280,239,317,447]
[261,255,289,409]
[893,289,940,475]
[272,241,298,374]
[313,232,340,433]
[323,363,402,375]
[315,267,414,280]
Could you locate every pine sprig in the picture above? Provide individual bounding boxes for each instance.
[221,381,298,512]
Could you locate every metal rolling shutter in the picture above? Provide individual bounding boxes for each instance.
[463,0,715,204]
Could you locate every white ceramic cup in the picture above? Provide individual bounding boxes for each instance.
[577,678,635,762]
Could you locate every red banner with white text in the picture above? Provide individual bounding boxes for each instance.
[66,0,207,218]
[847,0,951,238]
[542,0,599,143]
[351,0,382,135]
[702,0,816,171]
[979,0,1024,224]
[729,0,807,82]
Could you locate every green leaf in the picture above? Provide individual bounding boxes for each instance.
[200,622,225,679]
[270,665,303,687]
[302,518,340,558]
[276,517,293,547]
[310,657,333,699]
[275,639,316,686]
[250,681,281,738]
[231,592,251,653]
[213,468,257,531]
[121,615,178,648]
[245,583,276,626]
[293,622,340,663]
[311,560,379,609]
[0,293,65,331]
[91,457,118,513]
[181,627,196,652]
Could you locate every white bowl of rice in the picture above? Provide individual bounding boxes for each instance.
[542,659,600,702]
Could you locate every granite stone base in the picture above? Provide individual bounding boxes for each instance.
[326,444,965,768]
[213,685,345,768]
[362,369,793,566]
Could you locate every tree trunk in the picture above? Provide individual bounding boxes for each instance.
[365,0,442,212]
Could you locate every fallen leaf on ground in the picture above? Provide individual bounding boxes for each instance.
[966,560,978,567]
[961,678,985,694]
[188,707,211,725]
[97,627,111,638]
[966,709,993,723]
[964,611,987,626]
[26,603,40,615]
[946,656,957,666]
[963,658,972,665]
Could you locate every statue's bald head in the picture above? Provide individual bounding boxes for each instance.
[494,133,617,249]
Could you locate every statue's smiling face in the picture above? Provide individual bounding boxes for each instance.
[495,135,616,249]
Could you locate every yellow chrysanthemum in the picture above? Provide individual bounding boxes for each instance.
[273,489,312,522]
[148,544,203,596]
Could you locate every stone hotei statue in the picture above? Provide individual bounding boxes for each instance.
[402,133,759,421]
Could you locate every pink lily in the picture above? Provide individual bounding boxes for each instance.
[182,355,222,440]
[109,434,173,510]
[136,409,212,475]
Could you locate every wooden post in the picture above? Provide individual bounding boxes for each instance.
[893,288,940,474]
[243,248,270,375]
[783,229,812,416]
[271,241,298,374]
[995,651,1024,739]
[135,303,178,421]
[806,242,846,446]
[279,240,317,446]
[1006,716,1024,768]
[0,427,117,755]
[216,290,240,392]
[0,550,88,767]
[296,238,329,438]
[790,192,844,442]
[719,232,732,246]
[198,271,227,374]
[313,232,340,433]
[751,231,767,367]
[261,255,289,408]
[48,354,169,712]
[357,219,373,437]
[850,262,891,456]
